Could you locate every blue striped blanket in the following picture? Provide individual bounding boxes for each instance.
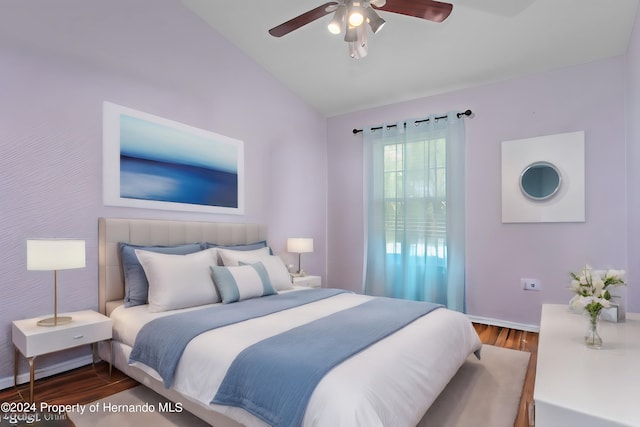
[212,296,442,427]
[129,288,347,387]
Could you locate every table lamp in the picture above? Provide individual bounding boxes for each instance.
[27,239,86,326]
[287,238,313,276]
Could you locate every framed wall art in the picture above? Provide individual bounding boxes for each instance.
[103,101,244,215]
[501,130,584,223]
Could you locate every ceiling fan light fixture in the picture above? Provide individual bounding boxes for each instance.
[365,8,386,33]
[348,40,368,58]
[344,23,358,42]
[348,12,364,26]
[327,5,347,35]
[327,20,341,34]
[348,2,365,27]
[348,22,368,59]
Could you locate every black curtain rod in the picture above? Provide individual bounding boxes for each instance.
[352,109,473,135]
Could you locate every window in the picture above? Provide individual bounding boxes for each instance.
[363,114,466,310]
[383,138,447,264]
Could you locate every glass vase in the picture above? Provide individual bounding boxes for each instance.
[585,311,603,349]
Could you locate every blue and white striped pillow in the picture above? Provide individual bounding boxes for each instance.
[210,262,277,304]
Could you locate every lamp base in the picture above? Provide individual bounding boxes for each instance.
[37,316,72,327]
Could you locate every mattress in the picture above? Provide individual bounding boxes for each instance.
[109,288,482,426]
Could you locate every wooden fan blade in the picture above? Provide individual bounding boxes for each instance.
[374,0,453,23]
[269,2,339,37]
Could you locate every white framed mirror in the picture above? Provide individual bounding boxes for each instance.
[502,131,585,223]
[519,161,562,201]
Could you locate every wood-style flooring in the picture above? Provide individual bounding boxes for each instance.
[0,323,538,427]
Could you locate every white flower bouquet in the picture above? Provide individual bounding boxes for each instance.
[569,265,626,322]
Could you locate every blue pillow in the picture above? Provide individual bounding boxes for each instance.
[210,262,276,304]
[120,242,203,307]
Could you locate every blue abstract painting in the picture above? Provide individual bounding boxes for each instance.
[103,102,244,214]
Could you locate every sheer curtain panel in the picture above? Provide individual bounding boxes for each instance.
[363,113,466,311]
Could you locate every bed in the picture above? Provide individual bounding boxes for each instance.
[98,217,482,427]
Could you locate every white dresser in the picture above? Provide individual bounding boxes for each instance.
[534,304,640,426]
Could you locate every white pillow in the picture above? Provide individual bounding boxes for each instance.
[218,247,271,266]
[210,263,277,304]
[219,247,293,291]
[135,248,219,312]
[240,255,293,291]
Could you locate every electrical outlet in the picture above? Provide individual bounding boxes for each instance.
[521,278,541,291]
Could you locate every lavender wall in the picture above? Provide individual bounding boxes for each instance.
[626,0,640,322]
[0,1,327,382]
[327,57,631,326]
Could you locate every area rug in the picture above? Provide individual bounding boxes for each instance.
[70,344,529,427]
[418,344,530,427]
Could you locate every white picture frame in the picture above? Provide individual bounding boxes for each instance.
[103,101,244,215]
[501,131,585,223]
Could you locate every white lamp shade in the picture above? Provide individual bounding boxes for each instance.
[27,239,86,271]
[287,238,314,254]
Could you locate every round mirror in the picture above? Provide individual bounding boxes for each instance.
[519,161,561,201]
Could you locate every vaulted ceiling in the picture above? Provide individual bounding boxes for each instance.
[182,0,639,116]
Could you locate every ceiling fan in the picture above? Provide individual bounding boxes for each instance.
[268,0,453,59]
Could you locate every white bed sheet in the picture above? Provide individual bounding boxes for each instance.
[110,289,482,427]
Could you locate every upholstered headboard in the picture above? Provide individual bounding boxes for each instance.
[98,217,268,315]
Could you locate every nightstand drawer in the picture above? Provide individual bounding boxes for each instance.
[13,310,112,358]
[30,321,111,356]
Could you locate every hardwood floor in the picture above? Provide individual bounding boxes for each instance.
[0,323,538,426]
[0,363,138,406]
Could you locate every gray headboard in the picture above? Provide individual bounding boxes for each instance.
[98,217,268,315]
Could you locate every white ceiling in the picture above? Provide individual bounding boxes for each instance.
[181,0,639,117]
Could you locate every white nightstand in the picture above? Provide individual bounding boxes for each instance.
[12,310,112,402]
[292,275,322,288]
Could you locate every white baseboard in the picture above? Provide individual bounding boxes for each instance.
[0,355,93,391]
[467,314,540,333]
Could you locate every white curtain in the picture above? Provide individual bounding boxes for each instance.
[363,113,466,311]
